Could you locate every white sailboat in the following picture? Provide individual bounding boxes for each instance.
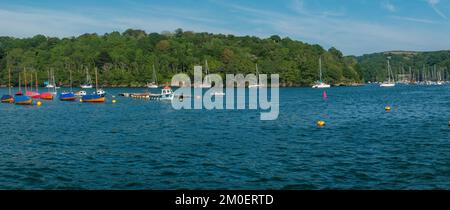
[312,57,331,88]
[197,60,212,88]
[147,64,158,88]
[81,68,93,89]
[249,64,263,88]
[50,70,58,94]
[380,57,396,87]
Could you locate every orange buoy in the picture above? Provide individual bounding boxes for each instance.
[317,120,326,127]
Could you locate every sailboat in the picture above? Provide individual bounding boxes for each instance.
[25,70,40,97]
[81,68,105,103]
[59,70,76,101]
[1,68,14,103]
[27,72,41,99]
[14,72,32,105]
[44,70,58,89]
[312,57,331,88]
[147,64,158,88]
[80,68,93,89]
[197,60,212,88]
[249,64,263,88]
[40,69,55,100]
[380,57,396,87]
[15,73,23,96]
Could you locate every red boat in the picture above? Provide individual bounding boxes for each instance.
[26,91,40,98]
[40,92,54,100]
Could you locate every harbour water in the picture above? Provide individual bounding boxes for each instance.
[0,85,449,189]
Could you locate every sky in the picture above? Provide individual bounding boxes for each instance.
[0,0,449,55]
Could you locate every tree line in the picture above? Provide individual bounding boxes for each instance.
[0,28,362,87]
[357,51,450,82]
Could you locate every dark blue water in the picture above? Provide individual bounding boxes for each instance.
[0,85,449,189]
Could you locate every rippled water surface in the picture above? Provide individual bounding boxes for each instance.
[0,85,449,189]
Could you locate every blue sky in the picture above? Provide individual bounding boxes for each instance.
[0,0,449,55]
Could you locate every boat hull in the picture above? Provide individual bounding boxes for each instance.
[81,94,105,103]
[380,83,395,87]
[59,93,76,101]
[40,93,54,100]
[81,85,93,89]
[312,84,331,88]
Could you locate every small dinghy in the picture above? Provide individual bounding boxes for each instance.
[14,96,32,105]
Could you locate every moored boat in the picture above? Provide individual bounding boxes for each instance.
[40,92,54,100]
[1,95,14,103]
[152,85,174,100]
[1,68,14,103]
[380,57,396,88]
[15,73,23,96]
[147,64,159,88]
[81,94,106,103]
[59,92,76,101]
[14,96,33,105]
[59,70,76,101]
[312,57,331,89]
[81,68,93,89]
[81,68,105,103]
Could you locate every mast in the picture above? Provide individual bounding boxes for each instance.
[152,64,157,84]
[35,71,38,92]
[52,69,56,93]
[95,67,98,91]
[319,57,323,82]
[86,68,92,85]
[70,69,73,91]
[205,60,210,84]
[30,72,33,91]
[387,57,392,83]
[18,74,21,92]
[255,63,259,84]
[24,69,28,92]
[8,68,11,95]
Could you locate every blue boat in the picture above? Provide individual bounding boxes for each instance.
[81,94,105,103]
[59,92,76,101]
[81,69,105,103]
[14,96,32,105]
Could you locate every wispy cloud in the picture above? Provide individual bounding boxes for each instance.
[427,0,448,19]
[219,0,450,55]
[382,1,397,13]
[391,16,437,24]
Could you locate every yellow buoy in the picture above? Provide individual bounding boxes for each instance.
[317,120,326,127]
[448,121,450,126]
[37,101,42,106]
[112,100,117,103]
[385,106,391,111]
[80,99,83,102]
